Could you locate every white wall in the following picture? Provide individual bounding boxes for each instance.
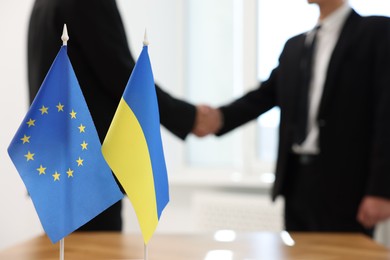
[0,0,44,250]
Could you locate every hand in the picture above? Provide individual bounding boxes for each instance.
[192,105,223,137]
[357,196,390,228]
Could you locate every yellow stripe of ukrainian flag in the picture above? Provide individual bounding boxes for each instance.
[102,98,158,243]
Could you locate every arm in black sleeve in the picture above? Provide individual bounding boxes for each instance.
[156,85,196,140]
[217,69,278,136]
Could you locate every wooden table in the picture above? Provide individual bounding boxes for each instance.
[0,232,389,259]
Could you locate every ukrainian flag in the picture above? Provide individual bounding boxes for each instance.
[102,44,169,244]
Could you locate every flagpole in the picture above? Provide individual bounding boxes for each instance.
[142,31,149,260]
[59,24,68,260]
[144,243,148,260]
[60,24,69,260]
[60,238,65,260]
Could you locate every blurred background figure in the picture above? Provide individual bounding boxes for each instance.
[198,0,390,237]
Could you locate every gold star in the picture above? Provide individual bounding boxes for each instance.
[39,105,49,115]
[21,135,30,144]
[52,171,60,181]
[66,168,74,178]
[26,119,35,127]
[24,151,35,161]
[78,124,86,133]
[80,141,88,150]
[76,157,84,166]
[70,110,77,119]
[37,165,46,175]
[56,102,64,112]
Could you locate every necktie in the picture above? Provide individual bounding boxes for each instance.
[295,26,320,145]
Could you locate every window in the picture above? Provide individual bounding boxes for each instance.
[186,0,242,170]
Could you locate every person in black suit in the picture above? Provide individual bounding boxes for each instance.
[203,0,390,236]
[27,0,215,231]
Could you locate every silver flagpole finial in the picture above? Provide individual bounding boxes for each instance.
[61,24,69,46]
[143,29,149,46]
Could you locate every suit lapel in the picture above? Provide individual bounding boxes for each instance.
[317,10,361,118]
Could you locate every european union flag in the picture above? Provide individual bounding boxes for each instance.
[8,45,123,243]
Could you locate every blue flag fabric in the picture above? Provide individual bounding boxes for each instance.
[8,46,123,243]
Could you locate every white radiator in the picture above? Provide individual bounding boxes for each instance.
[192,191,283,232]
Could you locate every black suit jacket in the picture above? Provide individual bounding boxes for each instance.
[218,11,390,205]
[28,0,195,142]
